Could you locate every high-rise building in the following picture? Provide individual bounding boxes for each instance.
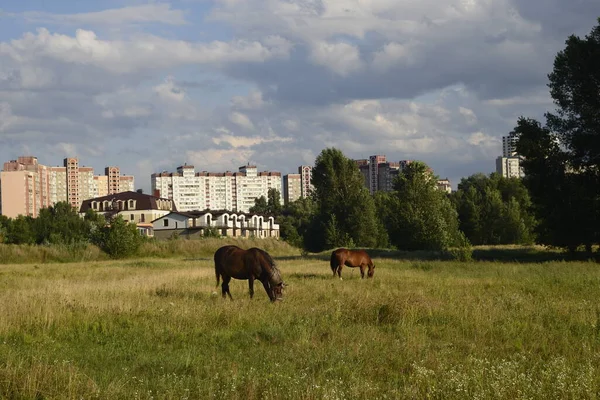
[283,174,301,204]
[1,156,135,216]
[93,175,109,198]
[377,162,400,192]
[497,132,524,178]
[0,157,51,218]
[502,132,518,157]
[496,156,524,178]
[368,155,386,194]
[151,164,282,213]
[299,165,313,198]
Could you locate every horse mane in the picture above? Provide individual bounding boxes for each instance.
[253,248,278,270]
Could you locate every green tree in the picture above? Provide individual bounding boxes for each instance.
[306,148,382,252]
[452,172,536,245]
[250,189,283,216]
[94,215,143,258]
[279,196,317,248]
[0,215,9,243]
[84,209,107,245]
[546,19,600,171]
[250,196,269,215]
[34,201,90,245]
[6,215,35,245]
[386,161,466,252]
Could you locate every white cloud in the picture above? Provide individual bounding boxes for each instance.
[212,133,292,147]
[231,91,266,110]
[154,77,186,103]
[0,28,293,76]
[228,112,255,130]
[309,41,363,76]
[18,4,188,26]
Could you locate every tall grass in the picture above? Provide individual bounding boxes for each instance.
[0,238,301,264]
[2,257,600,398]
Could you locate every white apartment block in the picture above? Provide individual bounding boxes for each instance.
[502,133,518,157]
[496,156,524,179]
[299,165,313,198]
[151,164,282,213]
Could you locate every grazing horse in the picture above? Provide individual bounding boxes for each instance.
[330,248,375,280]
[214,245,284,302]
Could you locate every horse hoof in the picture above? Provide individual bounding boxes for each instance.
[339,278,343,281]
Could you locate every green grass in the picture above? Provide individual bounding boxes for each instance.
[2,256,600,399]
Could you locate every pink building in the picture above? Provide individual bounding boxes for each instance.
[0,157,51,218]
[1,156,135,218]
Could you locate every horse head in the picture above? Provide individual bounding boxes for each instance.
[367,264,375,278]
[268,264,285,301]
[256,248,285,301]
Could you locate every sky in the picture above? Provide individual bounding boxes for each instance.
[1,0,598,193]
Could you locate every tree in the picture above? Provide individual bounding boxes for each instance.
[250,189,283,216]
[5,215,35,245]
[94,215,143,258]
[386,161,467,252]
[279,196,317,248]
[33,201,90,245]
[451,172,536,245]
[306,148,382,252]
[546,18,600,170]
[0,215,9,243]
[512,15,600,253]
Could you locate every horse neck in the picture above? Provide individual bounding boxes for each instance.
[265,263,282,285]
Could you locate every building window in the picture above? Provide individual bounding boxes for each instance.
[163,219,169,227]
[141,214,145,223]
[130,214,135,221]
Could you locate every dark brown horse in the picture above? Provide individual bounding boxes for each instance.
[214,245,284,302]
[330,248,375,280]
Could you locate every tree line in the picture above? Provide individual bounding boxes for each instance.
[0,202,144,258]
[251,150,536,259]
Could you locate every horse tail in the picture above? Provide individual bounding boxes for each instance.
[330,250,337,272]
[214,248,222,287]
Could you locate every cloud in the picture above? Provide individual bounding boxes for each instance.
[13,4,189,26]
[212,132,292,147]
[309,41,363,76]
[0,0,594,192]
[0,28,293,76]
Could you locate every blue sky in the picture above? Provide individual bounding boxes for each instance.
[1,0,598,192]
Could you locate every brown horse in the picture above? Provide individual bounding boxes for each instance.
[214,245,284,302]
[330,248,375,280]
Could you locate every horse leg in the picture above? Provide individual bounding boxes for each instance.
[337,265,343,280]
[359,264,365,279]
[222,276,233,300]
[260,280,275,302]
[248,276,255,299]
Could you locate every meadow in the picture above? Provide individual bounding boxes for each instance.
[1,243,600,399]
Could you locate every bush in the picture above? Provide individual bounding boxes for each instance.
[93,216,144,259]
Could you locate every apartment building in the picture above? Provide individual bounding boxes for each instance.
[496,156,524,179]
[283,174,301,204]
[299,165,313,198]
[151,164,282,213]
[0,157,51,218]
[1,156,135,217]
[354,156,450,193]
[503,132,518,157]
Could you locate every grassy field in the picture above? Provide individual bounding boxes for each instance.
[2,253,600,399]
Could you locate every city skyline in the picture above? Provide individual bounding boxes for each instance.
[0,1,596,193]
